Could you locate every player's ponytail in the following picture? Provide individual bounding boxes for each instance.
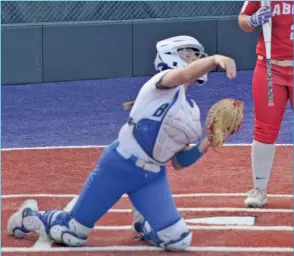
[122,100,135,110]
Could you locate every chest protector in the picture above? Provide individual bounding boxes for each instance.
[131,87,202,163]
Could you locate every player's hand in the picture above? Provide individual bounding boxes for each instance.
[248,6,272,27]
[213,55,236,79]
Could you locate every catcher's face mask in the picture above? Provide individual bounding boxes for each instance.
[154,36,208,85]
[178,47,207,64]
[154,35,207,71]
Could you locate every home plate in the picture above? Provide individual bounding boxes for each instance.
[185,216,255,226]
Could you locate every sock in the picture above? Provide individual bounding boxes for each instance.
[251,140,276,190]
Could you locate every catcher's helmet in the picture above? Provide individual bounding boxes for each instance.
[154,35,207,85]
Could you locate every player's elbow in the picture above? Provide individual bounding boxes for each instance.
[238,15,255,33]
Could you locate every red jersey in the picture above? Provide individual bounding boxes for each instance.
[240,1,293,60]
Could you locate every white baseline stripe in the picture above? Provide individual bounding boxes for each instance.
[94,225,294,231]
[1,193,293,199]
[2,246,293,253]
[1,145,103,151]
[1,194,77,199]
[108,208,293,213]
[31,196,78,249]
[1,143,292,151]
[3,195,292,213]
[171,193,294,198]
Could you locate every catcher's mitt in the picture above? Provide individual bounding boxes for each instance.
[205,98,244,149]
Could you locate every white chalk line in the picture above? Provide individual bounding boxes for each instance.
[3,194,292,213]
[2,192,293,199]
[94,225,293,232]
[1,143,292,151]
[31,196,78,249]
[2,245,293,253]
[108,207,293,213]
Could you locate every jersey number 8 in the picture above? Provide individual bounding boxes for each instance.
[153,103,169,117]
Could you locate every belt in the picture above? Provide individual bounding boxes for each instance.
[114,141,161,173]
[258,55,293,67]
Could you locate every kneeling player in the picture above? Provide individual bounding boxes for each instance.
[7,35,242,251]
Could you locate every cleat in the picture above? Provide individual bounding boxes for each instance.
[244,188,267,208]
[7,199,41,238]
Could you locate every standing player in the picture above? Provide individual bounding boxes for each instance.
[7,36,242,251]
[238,1,293,208]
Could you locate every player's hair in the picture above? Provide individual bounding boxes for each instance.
[122,100,135,110]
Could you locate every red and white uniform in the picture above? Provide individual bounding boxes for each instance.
[242,1,293,60]
[240,1,293,144]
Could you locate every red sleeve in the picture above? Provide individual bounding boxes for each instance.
[240,1,260,15]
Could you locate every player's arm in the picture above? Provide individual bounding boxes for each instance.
[238,1,272,33]
[238,15,255,33]
[171,137,210,170]
[159,55,236,89]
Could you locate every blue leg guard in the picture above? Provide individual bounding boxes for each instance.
[44,211,90,246]
[133,213,192,252]
[21,209,90,246]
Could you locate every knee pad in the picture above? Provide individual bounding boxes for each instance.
[49,226,87,247]
[254,120,279,144]
[142,218,192,252]
[45,211,90,246]
[157,218,192,251]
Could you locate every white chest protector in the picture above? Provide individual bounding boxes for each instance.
[118,70,202,164]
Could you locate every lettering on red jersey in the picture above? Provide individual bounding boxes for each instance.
[271,2,293,16]
[240,1,293,59]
